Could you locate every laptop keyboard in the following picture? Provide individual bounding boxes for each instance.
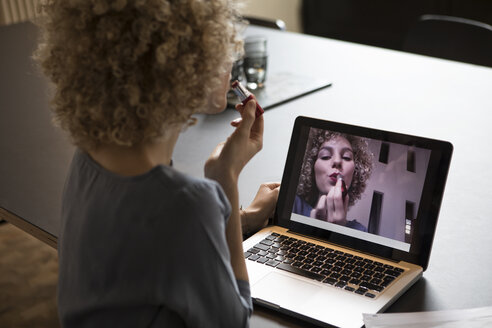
[244,233,404,298]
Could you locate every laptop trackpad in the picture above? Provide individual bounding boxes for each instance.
[252,271,321,309]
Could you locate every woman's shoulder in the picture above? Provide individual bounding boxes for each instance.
[151,166,231,218]
[70,150,228,211]
[155,166,226,202]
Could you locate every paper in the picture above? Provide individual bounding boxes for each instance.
[363,306,492,328]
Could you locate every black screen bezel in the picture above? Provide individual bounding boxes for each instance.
[274,116,453,270]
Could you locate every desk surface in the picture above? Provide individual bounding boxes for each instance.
[2,22,492,327]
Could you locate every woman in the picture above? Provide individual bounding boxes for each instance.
[34,0,279,327]
[293,128,373,231]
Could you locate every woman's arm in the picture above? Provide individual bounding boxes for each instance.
[204,99,263,281]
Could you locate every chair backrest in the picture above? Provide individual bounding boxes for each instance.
[403,14,492,67]
[244,16,286,31]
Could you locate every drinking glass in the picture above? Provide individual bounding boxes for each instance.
[243,36,268,90]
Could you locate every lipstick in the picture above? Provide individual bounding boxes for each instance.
[337,174,348,201]
[231,80,264,118]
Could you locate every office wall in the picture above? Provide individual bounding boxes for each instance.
[0,0,39,26]
[1,0,302,33]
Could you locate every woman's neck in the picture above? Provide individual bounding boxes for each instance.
[87,125,181,177]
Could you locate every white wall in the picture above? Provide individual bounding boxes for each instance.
[348,140,431,242]
[0,0,39,26]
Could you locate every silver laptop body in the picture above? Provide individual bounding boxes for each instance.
[244,116,453,328]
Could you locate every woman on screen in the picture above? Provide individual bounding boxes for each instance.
[293,128,373,231]
[34,1,279,327]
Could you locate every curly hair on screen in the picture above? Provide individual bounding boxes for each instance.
[34,0,243,150]
[296,128,373,208]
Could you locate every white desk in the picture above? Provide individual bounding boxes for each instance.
[174,26,492,326]
[1,23,492,327]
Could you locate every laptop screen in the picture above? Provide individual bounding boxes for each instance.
[275,117,453,269]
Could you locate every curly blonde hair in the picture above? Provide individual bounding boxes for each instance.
[297,128,373,208]
[34,0,243,150]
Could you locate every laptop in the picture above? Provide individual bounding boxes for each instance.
[243,116,453,328]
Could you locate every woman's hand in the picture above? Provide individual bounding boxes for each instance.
[310,179,348,226]
[204,99,263,184]
[241,182,280,236]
